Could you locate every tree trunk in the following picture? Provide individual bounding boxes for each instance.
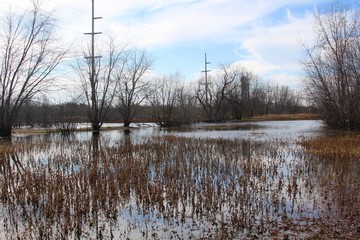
[123,121,131,128]
[91,122,101,132]
[0,124,12,138]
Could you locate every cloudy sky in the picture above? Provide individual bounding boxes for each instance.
[0,0,358,89]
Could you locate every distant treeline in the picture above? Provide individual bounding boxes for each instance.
[15,81,313,129]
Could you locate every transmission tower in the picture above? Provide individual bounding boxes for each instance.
[84,0,102,124]
[84,0,102,86]
[202,53,211,103]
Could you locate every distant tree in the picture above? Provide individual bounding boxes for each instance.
[273,85,290,114]
[196,64,241,121]
[174,84,198,125]
[0,2,67,137]
[149,74,179,127]
[263,83,275,115]
[74,37,126,131]
[273,85,302,114]
[52,103,79,134]
[226,68,253,120]
[196,75,216,122]
[302,3,360,129]
[248,79,265,116]
[117,49,153,127]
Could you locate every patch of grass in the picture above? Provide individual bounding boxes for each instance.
[301,135,360,159]
[245,113,320,121]
[0,141,12,153]
[195,123,260,131]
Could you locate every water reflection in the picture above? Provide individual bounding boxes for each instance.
[0,121,359,239]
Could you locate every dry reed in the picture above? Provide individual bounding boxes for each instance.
[0,134,358,239]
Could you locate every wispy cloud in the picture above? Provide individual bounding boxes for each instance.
[0,0,336,87]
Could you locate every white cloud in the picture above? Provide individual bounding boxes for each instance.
[97,0,317,47]
[0,0,325,88]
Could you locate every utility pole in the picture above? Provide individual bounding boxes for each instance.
[202,53,211,105]
[85,0,102,130]
[202,53,211,84]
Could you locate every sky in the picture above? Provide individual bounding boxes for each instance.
[0,0,358,92]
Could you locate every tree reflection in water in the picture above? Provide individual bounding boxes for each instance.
[0,132,359,239]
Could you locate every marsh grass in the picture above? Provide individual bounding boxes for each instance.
[0,134,359,239]
[245,113,320,121]
[301,134,360,159]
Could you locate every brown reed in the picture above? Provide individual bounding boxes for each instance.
[0,134,358,239]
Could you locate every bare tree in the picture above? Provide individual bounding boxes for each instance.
[0,2,67,137]
[273,85,289,114]
[264,83,274,115]
[226,68,253,120]
[175,84,198,125]
[302,3,360,129]
[196,75,216,122]
[248,79,265,116]
[149,74,179,127]
[148,72,198,127]
[197,64,244,121]
[117,49,153,127]
[74,37,126,131]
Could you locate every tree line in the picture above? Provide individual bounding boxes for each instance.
[1,1,358,137]
[15,71,306,130]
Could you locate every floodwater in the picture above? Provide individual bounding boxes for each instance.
[0,120,359,239]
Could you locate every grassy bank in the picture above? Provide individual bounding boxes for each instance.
[244,113,320,121]
[301,134,360,159]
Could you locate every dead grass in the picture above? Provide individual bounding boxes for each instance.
[245,113,320,121]
[194,123,260,131]
[0,134,359,239]
[301,134,360,159]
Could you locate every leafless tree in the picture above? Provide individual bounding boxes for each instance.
[148,74,179,127]
[52,102,81,134]
[148,73,196,127]
[273,85,290,114]
[175,84,198,125]
[302,3,360,129]
[226,67,253,120]
[117,49,153,127]
[197,64,245,121]
[0,2,68,137]
[264,83,275,115]
[196,75,216,122]
[248,79,265,117]
[74,37,127,131]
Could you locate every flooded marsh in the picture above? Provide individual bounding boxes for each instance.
[0,120,359,239]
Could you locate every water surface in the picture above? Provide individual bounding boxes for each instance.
[1,120,359,239]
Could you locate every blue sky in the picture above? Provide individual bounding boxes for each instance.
[0,0,358,90]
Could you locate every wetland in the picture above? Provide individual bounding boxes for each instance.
[0,120,359,239]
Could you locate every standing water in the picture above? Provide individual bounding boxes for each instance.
[0,120,359,239]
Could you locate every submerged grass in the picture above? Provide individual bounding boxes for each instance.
[0,134,359,239]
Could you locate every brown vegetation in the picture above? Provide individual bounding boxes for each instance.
[0,134,358,239]
[301,134,360,159]
[245,113,320,121]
